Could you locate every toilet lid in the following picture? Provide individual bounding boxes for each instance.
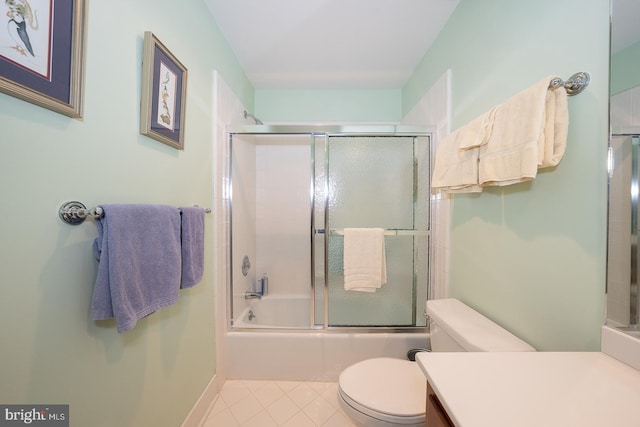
[338,358,426,418]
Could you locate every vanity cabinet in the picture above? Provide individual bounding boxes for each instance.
[425,382,454,427]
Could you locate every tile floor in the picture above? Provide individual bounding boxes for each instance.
[203,380,358,427]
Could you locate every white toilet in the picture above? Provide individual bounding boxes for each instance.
[337,298,536,427]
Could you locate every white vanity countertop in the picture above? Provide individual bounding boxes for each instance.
[416,351,640,427]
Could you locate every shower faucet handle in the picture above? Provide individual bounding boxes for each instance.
[259,274,269,296]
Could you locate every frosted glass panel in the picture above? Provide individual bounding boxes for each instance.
[328,137,414,228]
[326,136,429,326]
[328,236,417,325]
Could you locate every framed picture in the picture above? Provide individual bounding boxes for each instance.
[140,31,187,150]
[0,0,85,118]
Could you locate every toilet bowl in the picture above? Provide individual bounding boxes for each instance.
[337,298,536,426]
[338,358,426,427]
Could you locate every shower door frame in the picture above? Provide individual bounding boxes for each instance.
[608,133,640,327]
[227,124,433,332]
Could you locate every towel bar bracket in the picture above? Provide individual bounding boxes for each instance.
[550,72,590,96]
[59,201,104,225]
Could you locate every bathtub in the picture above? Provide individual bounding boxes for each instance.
[227,295,430,381]
[234,295,310,329]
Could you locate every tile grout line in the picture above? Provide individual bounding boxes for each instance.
[209,380,355,427]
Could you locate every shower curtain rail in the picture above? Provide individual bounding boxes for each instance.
[315,228,429,237]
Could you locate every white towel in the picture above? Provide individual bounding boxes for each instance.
[343,228,387,292]
[479,76,569,186]
[431,108,497,193]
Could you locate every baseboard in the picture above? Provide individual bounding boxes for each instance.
[181,374,219,427]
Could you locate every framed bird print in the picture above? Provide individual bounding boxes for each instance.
[139,31,187,150]
[0,0,85,118]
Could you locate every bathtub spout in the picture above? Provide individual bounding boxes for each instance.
[245,292,262,300]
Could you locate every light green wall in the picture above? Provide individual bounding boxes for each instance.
[611,40,640,95]
[404,0,610,351]
[0,1,252,426]
[255,89,402,122]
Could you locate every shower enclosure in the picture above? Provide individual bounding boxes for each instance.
[227,125,432,331]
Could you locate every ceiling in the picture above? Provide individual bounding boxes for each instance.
[204,1,639,90]
[204,0,460,90]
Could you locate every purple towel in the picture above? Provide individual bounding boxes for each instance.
[91,204,182,333]
[179,207,205,288]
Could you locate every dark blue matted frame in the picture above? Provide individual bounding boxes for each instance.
[139,31,188,150]
[0,0,85,118]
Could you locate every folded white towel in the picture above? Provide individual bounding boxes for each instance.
[431,108,497,193]
[343,228,387,292]
[479,76,569,186]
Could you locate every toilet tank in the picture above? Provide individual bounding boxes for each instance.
[426,298,536,352]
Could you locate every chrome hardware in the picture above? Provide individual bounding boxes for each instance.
[315,228,429,236]
[549,72,590,96]
[58,201,104,225]
[248,310,256,321]
[243,110,263,125]
[244,292,262,300]
[241,255,251,276]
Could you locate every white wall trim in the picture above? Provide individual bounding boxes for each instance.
[401,69,452,300]
[181,374,219,427]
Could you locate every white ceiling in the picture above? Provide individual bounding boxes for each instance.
[204,1,638,89]
[204,0,460,90]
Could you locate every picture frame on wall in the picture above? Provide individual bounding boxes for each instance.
[140,31,187,150]
[0,0,86,118]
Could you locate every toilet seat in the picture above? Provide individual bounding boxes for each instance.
[338,358,426,426]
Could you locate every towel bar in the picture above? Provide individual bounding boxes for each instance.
[58,201,211,225]
[549,72,590,96]
[315,228,429,237]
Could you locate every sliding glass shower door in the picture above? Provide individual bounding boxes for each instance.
[228,126,431,330]
[318,135,430,327]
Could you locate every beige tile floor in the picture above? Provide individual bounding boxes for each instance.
[203,380,358,427]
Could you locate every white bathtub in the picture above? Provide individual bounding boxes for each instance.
[227,295,430,381]
[234,295,310,329]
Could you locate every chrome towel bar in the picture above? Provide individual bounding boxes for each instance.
[315,228,429,237]
[58,201,211,225]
